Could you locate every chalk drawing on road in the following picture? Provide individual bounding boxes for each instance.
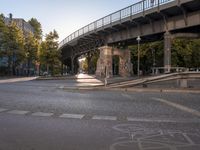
[110,124,200,150]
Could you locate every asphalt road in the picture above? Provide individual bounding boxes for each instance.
[0,77,200,150]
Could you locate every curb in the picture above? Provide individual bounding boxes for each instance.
[61,86,200,94]
[115,88,200,94]
[36,77,76,80]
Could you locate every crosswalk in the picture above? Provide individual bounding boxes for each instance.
[0,107,200,123]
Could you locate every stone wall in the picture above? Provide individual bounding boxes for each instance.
[96,46,133,78]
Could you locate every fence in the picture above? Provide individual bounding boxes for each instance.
[59,0,175,48]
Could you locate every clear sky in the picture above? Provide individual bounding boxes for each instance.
[0,0,140,42]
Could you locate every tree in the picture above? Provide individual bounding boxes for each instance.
[172,38,193,68]
[28,18,43,75]
[3,22,25,75]
[129,37,200,75]
[129,41,163,75]
[0,14,7,57]
[40,30,61,75]
[191,39,200,68]
[28,18,42,40]
[24,32,38,76]
[171,38,200,68]
[0,14,9,75]
[85,51,99,74]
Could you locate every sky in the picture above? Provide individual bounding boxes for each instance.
[0,0,140,42]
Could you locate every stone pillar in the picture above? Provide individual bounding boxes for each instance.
[96,46,113,78]
[96,46,133,78]
[118,49,133,77]
[164,31,172,73]
[71,57,74,74]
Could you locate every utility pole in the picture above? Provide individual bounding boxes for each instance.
[137,36,141,77]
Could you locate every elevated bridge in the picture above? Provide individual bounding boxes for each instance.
[59,0,200,76]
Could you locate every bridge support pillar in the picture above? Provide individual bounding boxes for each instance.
[164,31,172,73]
[71,57,74,74]
[96,46,113,78]
[87,52,92,74]
[96,46,133,78]
[114,48,133,77]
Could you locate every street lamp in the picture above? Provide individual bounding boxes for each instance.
[136,36,141,77]
[151,48,156,75]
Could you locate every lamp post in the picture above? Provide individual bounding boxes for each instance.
[136,36,141,77]
[151,48,156,75]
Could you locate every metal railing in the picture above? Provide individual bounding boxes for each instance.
[59,0,174,48]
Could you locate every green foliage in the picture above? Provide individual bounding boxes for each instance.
[191,39,200,68]
[172,38,192,67]
[129,38,200,75]
[39,30,61,75]
[89,51,99,74]
[0,14,7,57]
[2,22,25,75]
[129,41,163,75]
[172,38,200,68]
[28,18,42,40]
[82,59,88,72]
[24,33,39,75]
[0,13,63,76]
[83,51,99,74]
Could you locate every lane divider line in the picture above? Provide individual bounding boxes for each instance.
[152,97,200,117]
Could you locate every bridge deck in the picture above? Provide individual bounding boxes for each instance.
[59,0,199,50]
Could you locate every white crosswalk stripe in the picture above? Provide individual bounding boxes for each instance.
[0,108,8,113]
[7,110,29,115]
[2,108,200,123]
[32,112,53,117]
[59,113,84,119]
[127,117,200,123]
[92,115,117,121]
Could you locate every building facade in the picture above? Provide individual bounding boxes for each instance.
[0,14,35,76]
[4,16,34,35]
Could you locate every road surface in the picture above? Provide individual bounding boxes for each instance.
[0,77,200,150]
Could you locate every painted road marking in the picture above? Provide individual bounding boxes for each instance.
[121,94,135,100]
[152,97,200,117]
[59,113,84,119]
[92,115,117,121]
[127,117,200,123]
[7,110,29,115]
[127,117,175,123]
[0,108,8,113]
[1,108,200,123]
[32,112,53,117]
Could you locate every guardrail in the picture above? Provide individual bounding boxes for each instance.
[107,72,200,88]
[59,0,175,48]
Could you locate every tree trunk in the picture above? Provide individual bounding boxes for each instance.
[47,64,49,74]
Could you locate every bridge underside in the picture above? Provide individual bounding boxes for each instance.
[60,0,200,76]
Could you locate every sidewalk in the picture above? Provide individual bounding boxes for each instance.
[2,74,199,93]
[0,77,38,84]
[37,74,136,84]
